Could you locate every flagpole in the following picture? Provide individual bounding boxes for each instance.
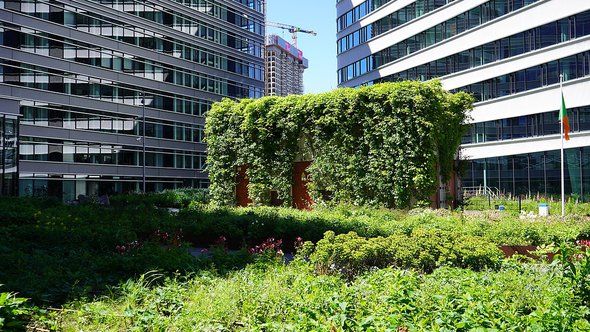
[560,74,565,217]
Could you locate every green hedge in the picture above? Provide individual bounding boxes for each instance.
[306,230,503,278]
[177,204,590,248]
[109,189,209,209]
[206,81,473,208]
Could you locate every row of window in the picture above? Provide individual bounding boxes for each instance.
[338,0,455,54]
[337,0,393,32]
[462,107,590,144]
[11,0,264,57]
[452,51,590,102]
[464,148,590,198]
[0,61,218,116]
[94,0,264,40]
[229,0,263,13]
[94,0,265,34]
[338,0,539,83]
[1,24,263,98]
[19,177,209,200]
[366,11,590,86]
[20,139,207,169]
[5,0,264,63]
[21,104,205,143]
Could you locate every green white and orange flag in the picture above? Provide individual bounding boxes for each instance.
[560,92,570,141]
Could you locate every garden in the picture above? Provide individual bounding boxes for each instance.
[2,191,590,331]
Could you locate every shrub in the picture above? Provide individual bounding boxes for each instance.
[308,230,503,278]
[110,188,210,209]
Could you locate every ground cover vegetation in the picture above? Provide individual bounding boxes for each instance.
[465,195,590,216]
[205,81,473,208]
[2,192,590,330]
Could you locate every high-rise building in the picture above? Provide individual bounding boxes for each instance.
[265,34,308,96]
[0,0,265,200]
[337,0,590,198]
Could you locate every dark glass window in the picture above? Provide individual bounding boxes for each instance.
[497,74,511,97]
[543,111,560,136]
[510,32,525,57]
[576,11,590,38]
[514,70,526,93]
[580,106,590,132]
[513,154,530,195]
[560,55,578,81]
[529,152,546,195]
[498,156,512,194]
[539,22,558,48]
[526,66,542,90]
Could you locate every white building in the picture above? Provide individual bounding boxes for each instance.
[337,0,590,198]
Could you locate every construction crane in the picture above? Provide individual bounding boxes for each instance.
[266,21,317,47]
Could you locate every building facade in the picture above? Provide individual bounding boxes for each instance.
[0,0,265,200]
[265,34,308,96]
[337,0,590,199]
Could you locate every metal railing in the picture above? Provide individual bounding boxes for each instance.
[462,186,500,198]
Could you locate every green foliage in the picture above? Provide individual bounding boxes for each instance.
[554,240,590,305]
[206,81,473,208]
[0,196,242,306]
[109,188,210,209]
[53,263,590,331]
[4,194,590,329]
[307,230,502,278]
[178,204,590,248]
[0,288,30,331]
[464,196,590,216]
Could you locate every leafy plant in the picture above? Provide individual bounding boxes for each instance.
[205,81,473,208]
[307,230,503,278]
[0,288,30,331]
[51,263,590,331]
[554,239,590,305]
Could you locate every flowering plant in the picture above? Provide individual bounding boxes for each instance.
[555,239,590,304]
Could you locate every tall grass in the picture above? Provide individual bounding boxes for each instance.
[55,261,589,331]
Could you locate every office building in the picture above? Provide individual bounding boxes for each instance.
[0,0,265,200]
[337,0,590,198]
[265,34,308,96]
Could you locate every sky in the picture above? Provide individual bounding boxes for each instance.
[266,0,337,94]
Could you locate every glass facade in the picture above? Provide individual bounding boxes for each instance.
[453,51,590,102]
[338,0,455,54]
[0,0,265,200]
[0,115,18,196]
[359,11,590,85]
[339,0,541,84]
[462,107,590,144]
[464,148,590,199]
[337,0,389,32]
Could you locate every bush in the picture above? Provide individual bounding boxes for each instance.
[307,230,503,278]
[110,188,210,209]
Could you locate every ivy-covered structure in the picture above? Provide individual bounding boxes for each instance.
[205,81,473,209]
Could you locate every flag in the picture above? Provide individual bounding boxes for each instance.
[559,92,570,141]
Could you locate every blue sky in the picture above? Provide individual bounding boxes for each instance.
[266,0,337,94]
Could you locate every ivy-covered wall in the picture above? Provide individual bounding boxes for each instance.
[205,81,473,209]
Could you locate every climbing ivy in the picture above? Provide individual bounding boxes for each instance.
[205,81,473,209]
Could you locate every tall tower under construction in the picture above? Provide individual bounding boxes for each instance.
[265,35,309,96]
